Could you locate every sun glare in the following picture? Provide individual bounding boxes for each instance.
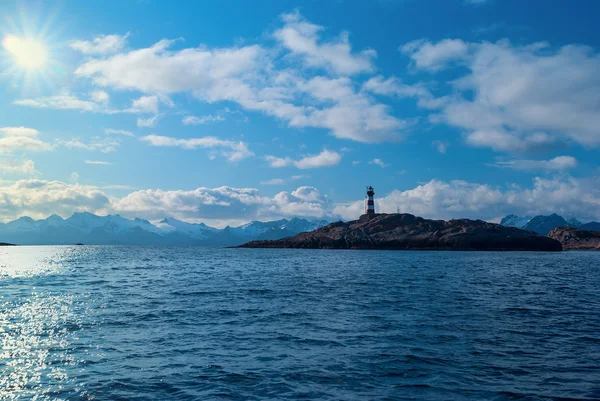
[2,34,47,70]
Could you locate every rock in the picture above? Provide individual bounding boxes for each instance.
[547,227,600,250]
[238,213,562,252]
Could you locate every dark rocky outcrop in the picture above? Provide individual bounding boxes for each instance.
[238,213,562,252]
[548,227,600,250]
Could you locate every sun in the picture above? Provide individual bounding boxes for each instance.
[2,35,48,70]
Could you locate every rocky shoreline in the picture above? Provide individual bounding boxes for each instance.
[548,227,600,250]
[238,213,562,252]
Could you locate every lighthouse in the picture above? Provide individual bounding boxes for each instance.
[365,186,375,215]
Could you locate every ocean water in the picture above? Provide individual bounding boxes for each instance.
[1,246,599,401]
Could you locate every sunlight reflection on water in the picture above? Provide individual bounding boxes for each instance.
[0,246,79,278]
[0,246,95,400]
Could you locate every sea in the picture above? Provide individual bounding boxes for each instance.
[1,246,599,400]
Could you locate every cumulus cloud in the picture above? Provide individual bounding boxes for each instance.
[72,14,404,143]
[90,90,110,103]
[402,39,600,152]
[490,156,577,171]
[0,127,40,137]
[0,159,39,176]
[140,134,253,162]
[0,179,112,221]
[401,39,471,71]
[274,11,376,75]
[1,176,599,225]
[70,33,129,55]
[0,127,53,153]
[333,176,600,222]
[265,149,342,169]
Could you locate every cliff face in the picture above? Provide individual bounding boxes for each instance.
[548,227,600,250]
[238,213,563,252]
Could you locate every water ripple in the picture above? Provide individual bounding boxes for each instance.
[1,247,600,400]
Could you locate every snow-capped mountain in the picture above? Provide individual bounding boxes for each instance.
[500,213,598,235]
[0,213,331,245]
[499,214,532,228]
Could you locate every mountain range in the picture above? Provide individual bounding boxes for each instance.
[0,212,330,246]
[500,213,600,235]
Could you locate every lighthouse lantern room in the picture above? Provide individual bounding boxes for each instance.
[365,186,375,215]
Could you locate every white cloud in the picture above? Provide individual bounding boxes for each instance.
[70,33,129,55]
[130,95,159,113]
[127,95,173,114]
[274,11,376,75]
[490,156,578,171]
[90,90,110,103]
[182,114,225,125]
[0,127,40,137]
[401,39,471,71]
[333,176,600,222]
[73,15,404,143]
[140,134,253,162]
[1,176,600,226]
[0,127,53,153]
[105,128,135,137]
[13,92,101,112]
[0,159,38,176]
[362,75,430,99]
[0,179,112,222]
[14,91,170,116]
[404,39,600,151]
[58,137,120,153]
[260,178,285,185]
[137,115,159,128]
[84,160,113,165]
[269,186,328,218]
[432,140,448,154]
[369,158,389,168]
[265,149,342,169]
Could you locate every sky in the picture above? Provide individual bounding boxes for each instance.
[1,0,599,227]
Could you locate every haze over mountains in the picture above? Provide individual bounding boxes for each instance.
[500,214,600,235]
[0,212,330,246]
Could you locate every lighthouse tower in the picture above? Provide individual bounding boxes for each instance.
[365,186,375,215]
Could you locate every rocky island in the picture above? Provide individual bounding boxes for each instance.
[548,227,600,250]
[238,213,562,251]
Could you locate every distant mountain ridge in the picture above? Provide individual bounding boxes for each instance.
[500,213,599,235]
[0,212,331,246]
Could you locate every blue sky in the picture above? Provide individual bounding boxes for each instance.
[1,0,599,226]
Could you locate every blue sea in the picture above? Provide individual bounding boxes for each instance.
[1,246,599,400]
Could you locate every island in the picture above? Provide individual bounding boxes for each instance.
[0,242,17,246]
[548,227,600,250]
[238,213,563,251]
